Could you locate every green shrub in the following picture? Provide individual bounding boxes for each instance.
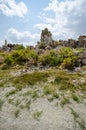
[14,44,25,50]
[25,49,38,66]
[33,111,43,121]
[57,47,77,69]
[1,63,10,70]
[5,89,17,97]
[4,50,26,65]
[58,47,74,59]
[72,93,80,103]
[4,49,38,66]
[38,42,47,49]
[0,99,4,110]
[39,50,59,66]
[61,57,77,70]
[4,54,13,66]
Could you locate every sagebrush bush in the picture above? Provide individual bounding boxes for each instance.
[4,49,38,66]
[57,47,77,69]
[39,50,59,66]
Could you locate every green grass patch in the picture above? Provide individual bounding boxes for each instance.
[53,92,59,99]
[60,97,70,106]
[0,82,4,88]
[23,89,39,100]
[14,109,20,118]
[25,100,31,110]
[0,99,4,110]
[23,90,32,96]
[8,98,20,107]
[13,71,49,89]
[43,85,53,95]
[33,111,43,121]
[54,75,69,84]
[6,89,17,97]
[47,96,54,102]
[70,107,86,130]
[8,98,14,104]
[72,93,81,103]
[59,81,75,90]
[31,90,39,100]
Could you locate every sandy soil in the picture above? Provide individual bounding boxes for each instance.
[0,86,86,130]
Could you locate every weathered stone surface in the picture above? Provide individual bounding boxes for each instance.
[40,28,53,45]
[78,35,86,48]
[1,30,86,52]
[79,50,86,66]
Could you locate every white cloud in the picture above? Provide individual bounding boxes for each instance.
[0,0,28,17]
[7,28,39,45]
[35,0,86,40]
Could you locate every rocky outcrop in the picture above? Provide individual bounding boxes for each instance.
[37,28,86,49]
[79,50,86,66]
[0,29,86,53]
[2,40,16,51]
[78,36,86,48]
[40,28,53,45]
[59,36,86,48]
[36,28,59,52]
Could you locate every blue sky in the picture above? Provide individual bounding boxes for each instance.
[0,0,86,46]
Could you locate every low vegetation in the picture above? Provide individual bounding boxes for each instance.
[13,71,49,90]
[0,42,85,71]
[0,99,4,110]
[72,93,81,103]
[14,109,20,118]
[70,107,86,130]
[60,97,70,106]
[33,111,43,121]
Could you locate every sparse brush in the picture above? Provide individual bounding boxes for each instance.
[60,97,70,106]
[25,100,31,110]
[72,93,80,103]
[23,90,32,96]
[14,109,20,118]
[47,96,54,102]
[0,99,4,110]
[31,90,39,100]
[8,98,14,104]
[5,89,17,97]
[43,85,52,95]
[53,92,59,99]
[14,99,21,107]
[33,111,43,121]
[13,71,49,89]
[70,107,86,130]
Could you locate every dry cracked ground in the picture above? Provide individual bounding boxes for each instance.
[0,67,86,130]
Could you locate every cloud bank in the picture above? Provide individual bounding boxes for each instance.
[0,0,28,17]
[35,0,86,40]
[7,28,39,46]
